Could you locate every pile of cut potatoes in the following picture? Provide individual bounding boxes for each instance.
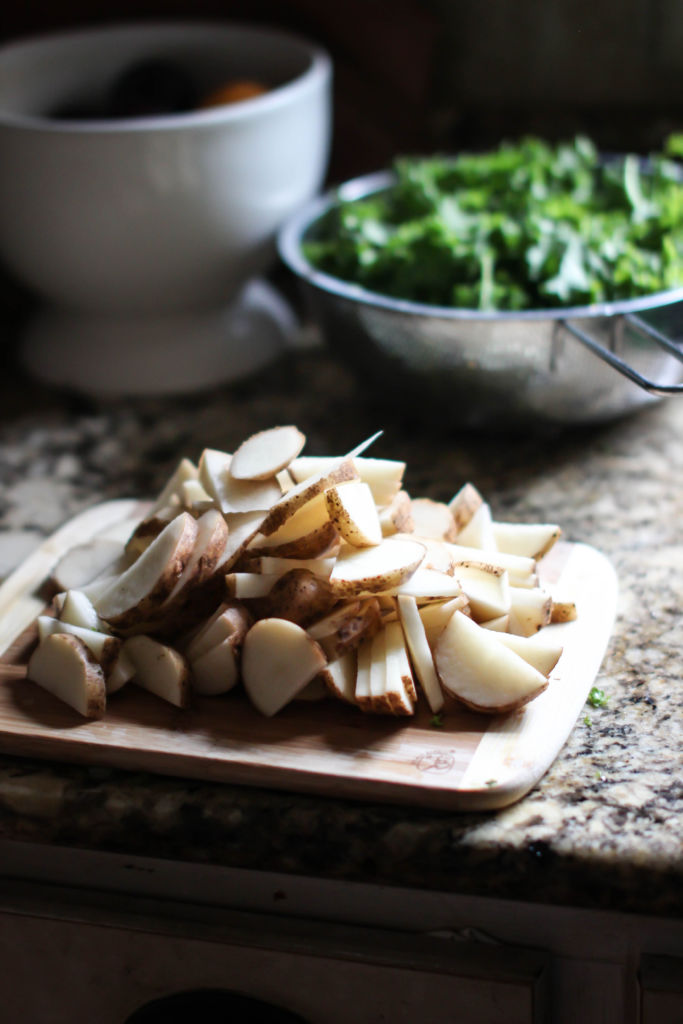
[27,426,575,721]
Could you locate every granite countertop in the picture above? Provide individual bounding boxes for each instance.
[0,344,681,919]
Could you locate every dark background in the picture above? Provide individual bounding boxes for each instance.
[3,0,683,184]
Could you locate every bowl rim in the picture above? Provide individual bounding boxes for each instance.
[0,20,332,133]
[277,169,683,322]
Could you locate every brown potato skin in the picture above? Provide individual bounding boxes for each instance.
[257,569,337,628]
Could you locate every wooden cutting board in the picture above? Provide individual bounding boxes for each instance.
[0,501,618,811]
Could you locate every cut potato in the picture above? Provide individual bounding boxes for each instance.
[259,555,335,579]
[241,618,327,716]
[354,637,373,709]
[489,632,564,676]
[455,502,497,551]
[316,597,382,660]
[290,455,405,507]
[50,537,127,593]
[37,616,121,678]
[229,425,306,481]
[397,595,444,713]
[149,457,198,516]
[448,482,484,533]
[318,650,357,704]
[446,543,537,587]
[306,600,362,640]
[180,478,214,513]
[329,537,425,596]
[479,613,510,632]
[259,568,336,627]
[383,567,464,602]
[199,448,281,514]
[59,589,105,632]
[434,610,549,713]
[326,481,382,547]
[409,498,458,542]
[378,489,414,536]
[224,572,280,600]
[383,620,416,711]
[95,512,198,628]
[219,510,269,573]
[27,632,106,719]
[492,521,561,560]
[106,648,136,694]
[189,636,239,695]
[183,601,251,663]
[156,509,228,614]
[258,458,359,537]
[551,599,578,623]
[250,492,331,550]
[419,596,470,648]
[123,635,191,708]
[452,563,511,622]
[508,586,553,636]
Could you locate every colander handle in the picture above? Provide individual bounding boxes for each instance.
[560,314,683,396]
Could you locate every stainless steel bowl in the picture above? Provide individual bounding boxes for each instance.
[278,171,683,429]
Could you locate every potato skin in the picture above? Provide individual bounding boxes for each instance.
[258,569,336,627]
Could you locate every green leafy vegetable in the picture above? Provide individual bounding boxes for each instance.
[304,135,683,311]
[587,686,609,708]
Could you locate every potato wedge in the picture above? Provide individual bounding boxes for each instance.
[241,618,327,716]
[492,521,562,560]
[409,498,458,542]
[455,501,497,551]
[95,512,198,628]
[378,489,414,536]
[183,601,252,663]
[37,616,121,679]
[199,448,281,514]
[448,482,484,533]
[489,632,563,676]
[316,597,382,660]
[230,425,306,481]
[59,589,105,632]
[27,632,106,719]
[397,595,444,713]
[189,637,240,696]
[326,481,382,547]
[508,586,553,636]
[434,611,549,713]
[318,650,357,704]
[290,455,405,507]
[329,538,425,596]
[258,457,359,536]
[123,635,191,708]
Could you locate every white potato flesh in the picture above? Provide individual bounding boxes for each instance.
[381,567,464,601]
[106,648,136,694]
[27,632,106,719]
[229,425,306,481]
[448,482,484,533]
[306,600,362,640]
[199,448,281,514]
[455,502,497,551]
[368,629,389,711]
[241,618,327,717]
[224,572,280,599]
[51,537,127,593]
[409,498,458,542]
[259,556,335,579]
[492,521,561,560]
[123,635,191,708]
[290,456,405,507]
[479,613,510,632]
[319,650,357,703]
[218,511,269,573]
[189,637,239,696]
[354,637,373,708]
[149,457,198,515]
[37,616,121,678]
[59,589,105,632]
[180,478,214,512]
[258,458,359,537]
[489,632,563,676]
[325,481,382,547]
[250,491,330,548]
[434,611,549,713]
[445,542,536,583]
[329,538,425,596]
[160,509,228,609]
[419,596,470,648]
[508,586,553,636]
[452,564,511,622]
[94,512,198,626]
[397,595,444,713]
[384,619,416,710]
[183,602,251,662]
[378,490,414,536]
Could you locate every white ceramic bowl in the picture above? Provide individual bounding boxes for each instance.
[0,21,332,393]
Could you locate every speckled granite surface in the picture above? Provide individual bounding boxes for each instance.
[0,344,681,918]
